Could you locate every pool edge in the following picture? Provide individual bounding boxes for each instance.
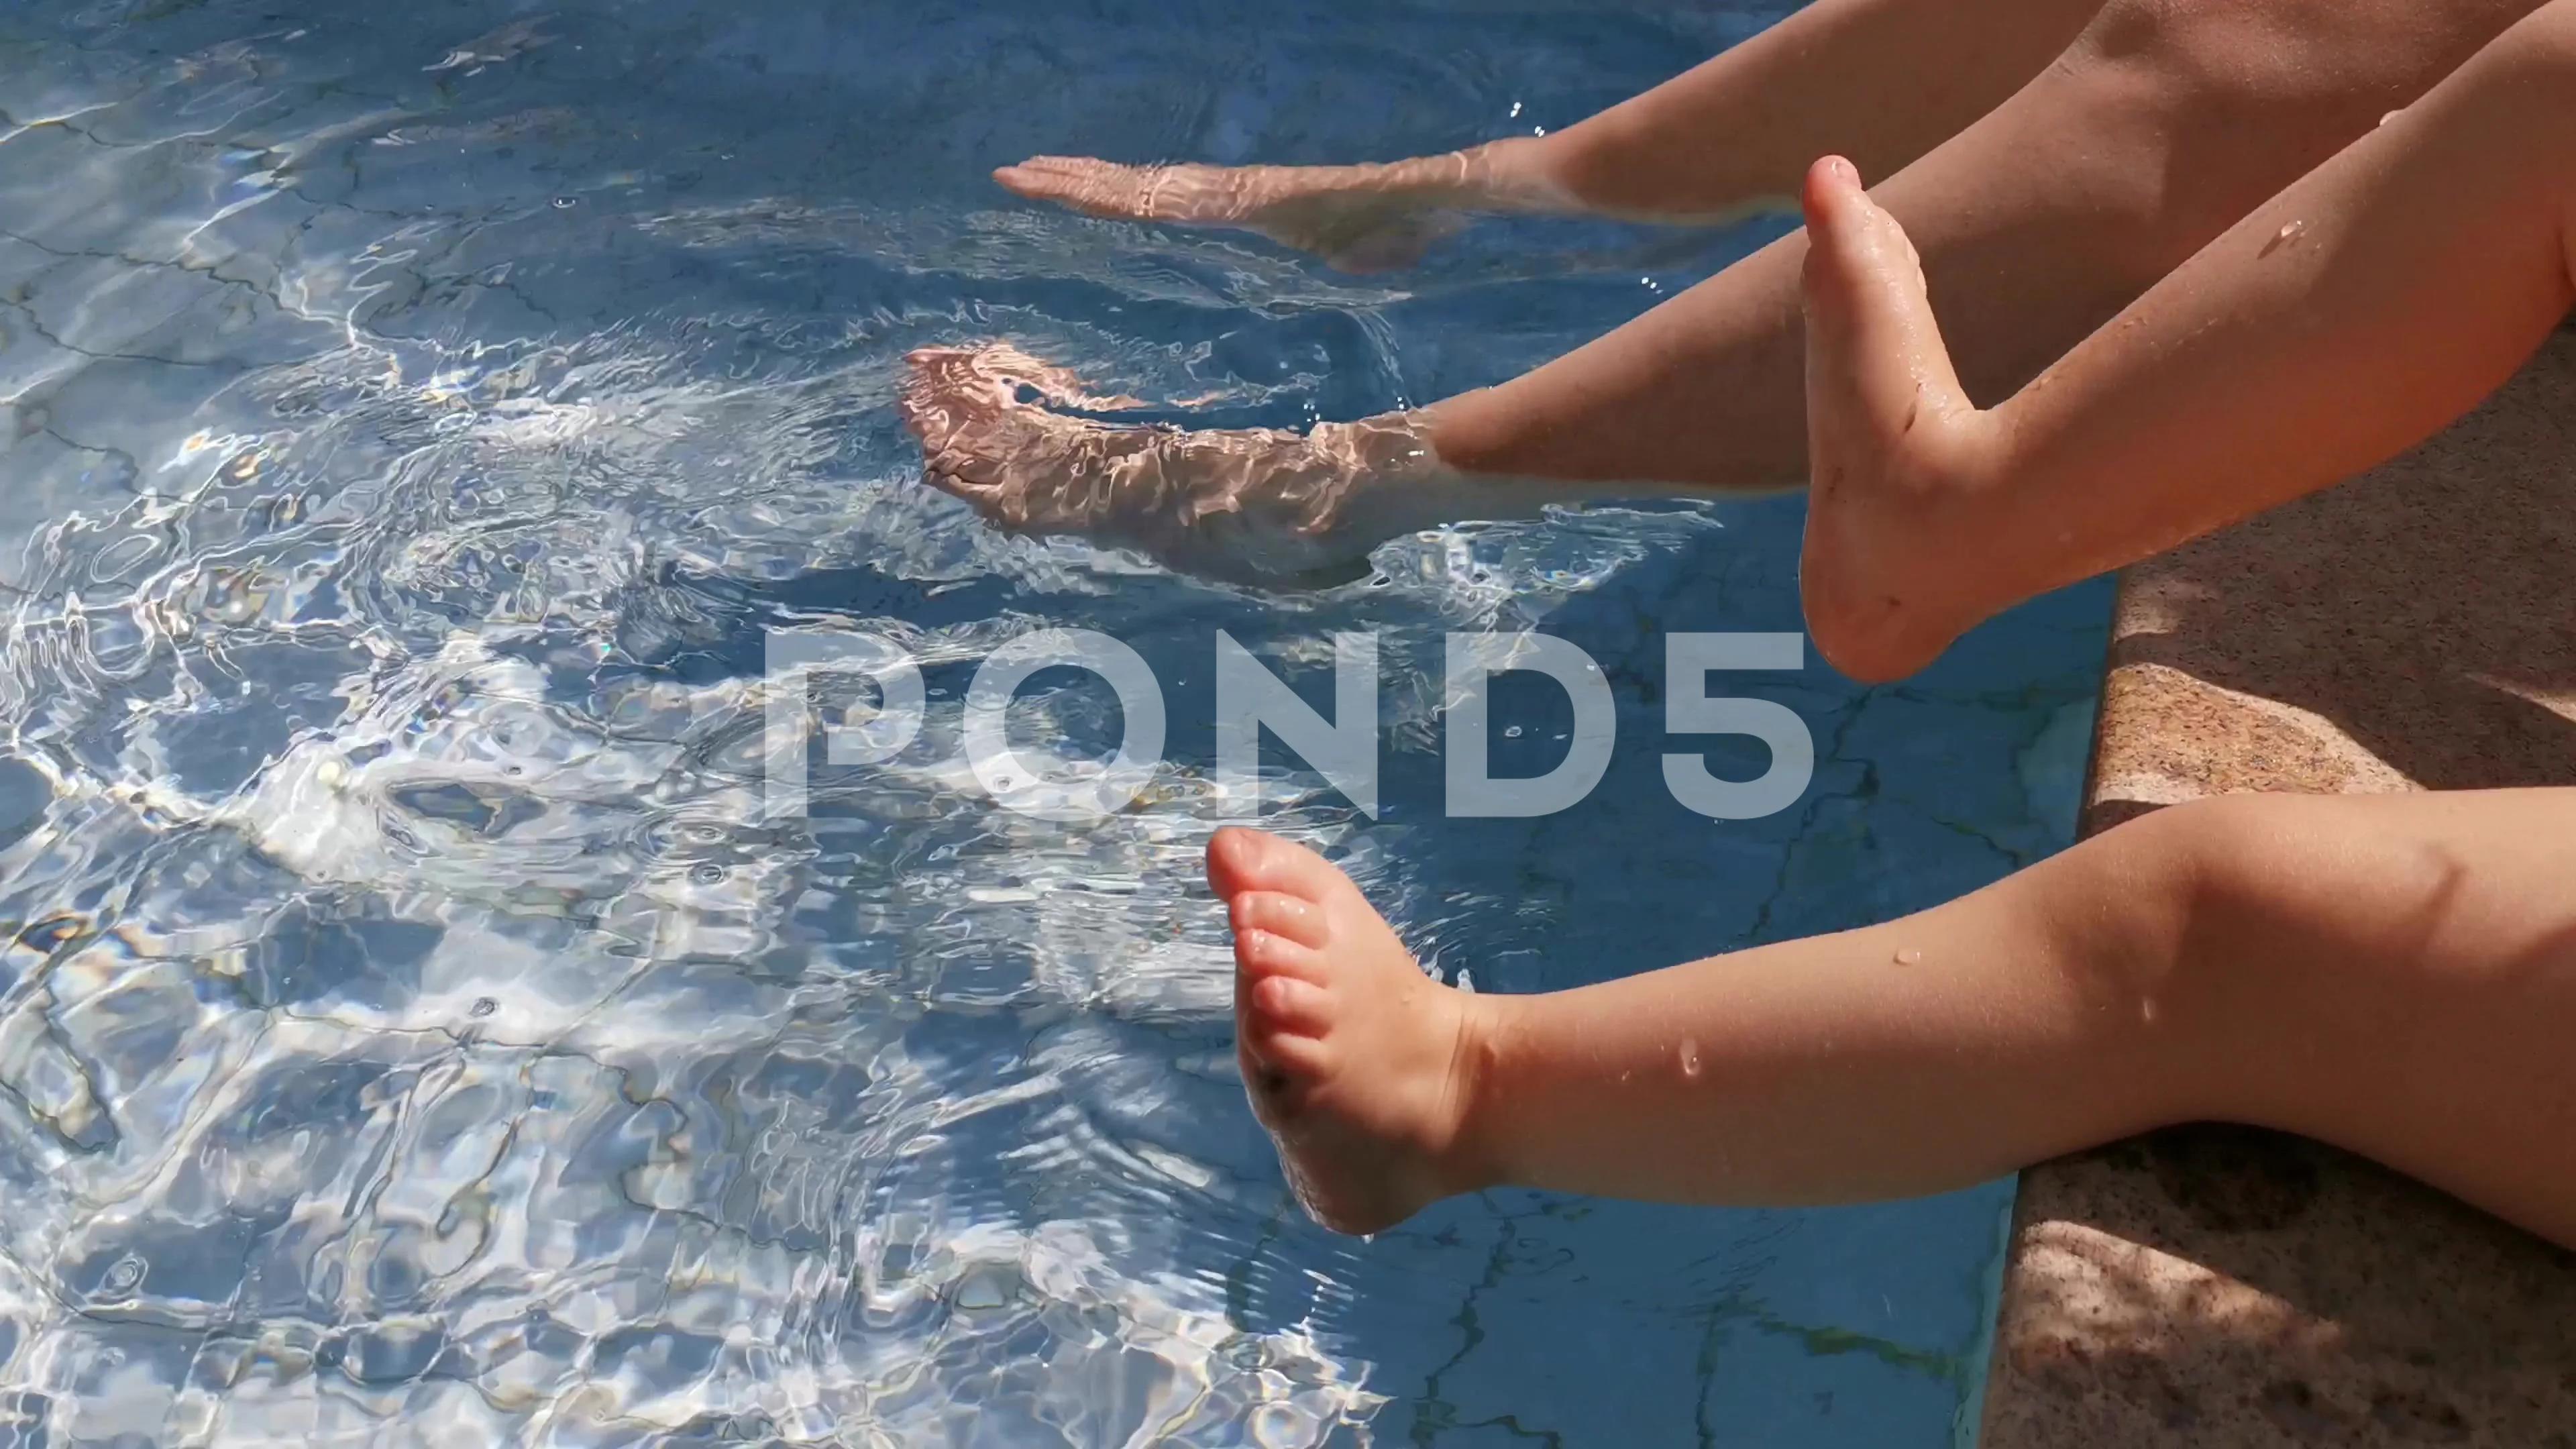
[1974,329,2576,1447]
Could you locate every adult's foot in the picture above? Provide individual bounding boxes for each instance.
[898,343,1470,582]
[1206,826,1497,1234]
[994,140,1570,272]
[1796,156,2004,683]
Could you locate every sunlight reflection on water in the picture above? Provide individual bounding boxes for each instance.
[0,1,2106,1442]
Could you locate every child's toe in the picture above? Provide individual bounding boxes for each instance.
[1205,825,1271,896]
[1248,1028,1330,1085]
[1229,890,1330,949]
[1208,826,1343,902]
[1234,926,1326,983]
[1249,971,1334,1036]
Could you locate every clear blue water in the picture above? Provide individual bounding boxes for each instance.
[0,1,2113,1443]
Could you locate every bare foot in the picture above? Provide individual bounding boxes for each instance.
[1206,826,1496,1234]
[994,141,1568,272]
[898,343,1461,582]
[1795,156,2006,684]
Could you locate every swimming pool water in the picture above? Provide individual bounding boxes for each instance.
[0,1,2114,1443]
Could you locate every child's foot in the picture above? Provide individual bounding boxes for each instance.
[1206,826,1497,1234]
[993,142,1565,273]
[898,344,1446,582]
[1796,156,2004,683]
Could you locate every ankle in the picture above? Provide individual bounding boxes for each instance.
[1303,413,1472,540]
[1886,405,2039,621]
[1436,989,1521,1197]
[1882,393,2011,510]
[1801,406,2015,681]
[1454,136,1583,213]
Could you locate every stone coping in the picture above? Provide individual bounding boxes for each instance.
[1976,331,2576,1446]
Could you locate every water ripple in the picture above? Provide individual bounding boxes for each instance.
[0,0,2098,1443]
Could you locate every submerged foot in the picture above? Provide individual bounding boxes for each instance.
[898,343,1448,582]
[1207,826,1494,1234]
[994,144,1564,272]
[1796,156,2001,684]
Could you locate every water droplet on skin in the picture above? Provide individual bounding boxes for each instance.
[470,997,498,1018]
[1678,1039,1703,1079]
[1893,948,1923,966]
[2379,109,2403,127]
[2261,219,2306,258]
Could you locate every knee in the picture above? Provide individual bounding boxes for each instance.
[2073,0,2265,87]
[2072,0,2330,100]
[2124,793,2457,983]
[2074,0,2529,101]
[2037,0,2412,273]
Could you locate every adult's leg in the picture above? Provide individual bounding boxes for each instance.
[907,0,2542,571]
[1426,0,2544,486]
[1800,0,2576,680]
[1209,788,2576,1248]
[995,0,2108,269]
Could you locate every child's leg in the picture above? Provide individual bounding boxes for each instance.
[1801,0,2576,682]
[1210,789,2576,1248]
[994,0,2110,268]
